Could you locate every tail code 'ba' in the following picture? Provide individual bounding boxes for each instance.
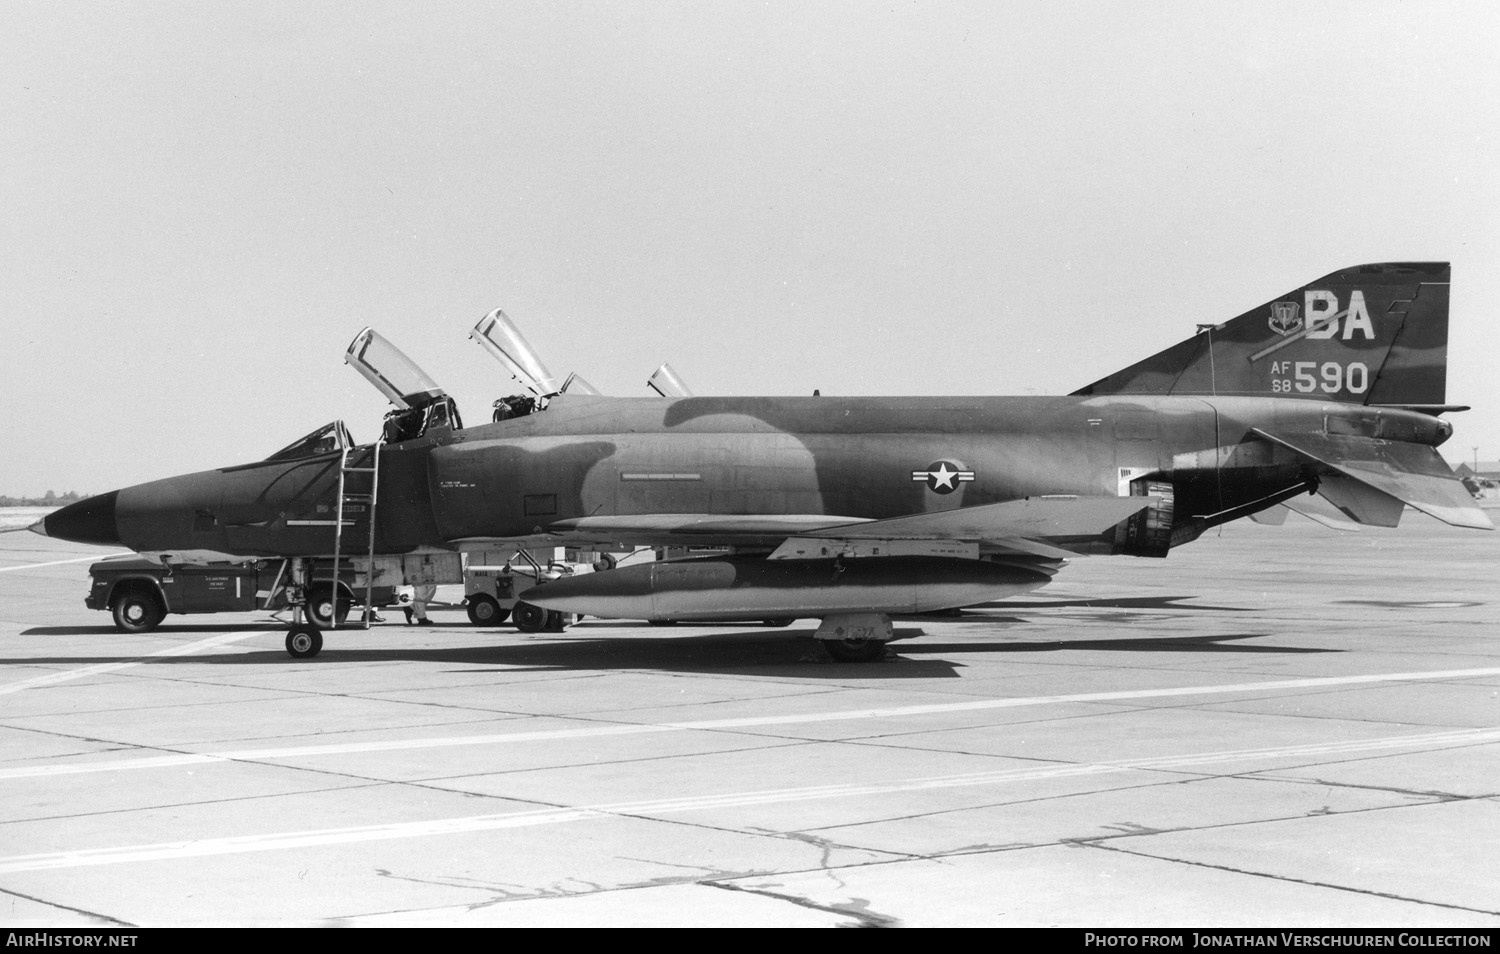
[1073,262,1451,407]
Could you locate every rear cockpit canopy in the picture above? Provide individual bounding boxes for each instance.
[470,309,559,398]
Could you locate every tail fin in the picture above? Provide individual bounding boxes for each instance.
[1072,262,1452,406]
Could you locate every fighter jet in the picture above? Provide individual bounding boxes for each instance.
[36,262,1490,660]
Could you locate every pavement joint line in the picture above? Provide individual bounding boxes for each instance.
[3,725,1499,875]
[0,552,133,572]
[0,630,275,697]
[3,666,1500,779]
[1080,839,1500,919]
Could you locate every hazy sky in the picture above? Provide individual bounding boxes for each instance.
[4,1,1498,496]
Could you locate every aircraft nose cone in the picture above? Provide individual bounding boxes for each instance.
[34,491,121,545]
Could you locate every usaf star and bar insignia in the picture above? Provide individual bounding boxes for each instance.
[912,460,976,495]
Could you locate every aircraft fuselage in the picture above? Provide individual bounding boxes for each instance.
[47,393,1450,561]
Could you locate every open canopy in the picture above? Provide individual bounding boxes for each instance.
[344,327,446,409]
[470,309,559,397]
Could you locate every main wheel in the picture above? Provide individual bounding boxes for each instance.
[822,638,888,663]
[762,617,795,628]
[544,610,567,632]
[513,601,547,633]
[112,592,164,634]
[307,586,349,628]
[466,594,508,625]
[285,627,323,658]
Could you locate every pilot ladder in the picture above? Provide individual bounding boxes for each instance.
[330,442,382,629]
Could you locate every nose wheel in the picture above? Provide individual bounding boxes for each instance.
[285,625,323,658]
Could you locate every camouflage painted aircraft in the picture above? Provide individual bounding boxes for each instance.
[35,262,1490,660]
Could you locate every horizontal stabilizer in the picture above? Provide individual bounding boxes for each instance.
[1278,497,1362,532]
[1247,506,1288,526]
[1251,429,1493,530]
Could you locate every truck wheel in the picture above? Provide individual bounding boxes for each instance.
[286,627,323,658]
[466,595,508,625]
[822,638,888,663]
[307,586,349,628]
[112,593,164,634]
[513,601,547,633]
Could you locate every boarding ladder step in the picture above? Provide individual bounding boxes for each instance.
[330,442,383,630]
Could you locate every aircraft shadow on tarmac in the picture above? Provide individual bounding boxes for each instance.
[899,632,1337,656]
[11,621,1335,683]
[973,595,1254,612]
[11,623,965,679]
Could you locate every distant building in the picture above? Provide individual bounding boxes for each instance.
[1454,461,1500,499]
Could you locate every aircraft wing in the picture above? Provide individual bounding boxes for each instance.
[773,496,1158,560]
[544,496,1155,557]
[805,496,1152,541]
[543,513,875,548]
[1251,428,1493,530]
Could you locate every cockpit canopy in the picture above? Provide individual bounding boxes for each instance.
[470,309,559,397]
[344,327,462,443]
[345,327,446,410]
[647,362,693,397]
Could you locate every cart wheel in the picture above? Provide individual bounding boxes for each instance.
[307,586,349,628]
[466,594,507,625]
[286,627,323,659]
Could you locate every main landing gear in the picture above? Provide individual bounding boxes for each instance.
[815,613,894,663]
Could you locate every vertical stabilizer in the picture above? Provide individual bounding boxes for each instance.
[1072,263,1451,406]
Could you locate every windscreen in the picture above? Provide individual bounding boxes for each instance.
[265,421,353,461]
[344,328,445,409]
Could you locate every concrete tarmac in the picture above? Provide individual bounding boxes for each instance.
[1,508,1497,927]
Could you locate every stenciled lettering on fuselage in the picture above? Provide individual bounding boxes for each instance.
[1261,289,1378,396]
[911,461,976,495]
